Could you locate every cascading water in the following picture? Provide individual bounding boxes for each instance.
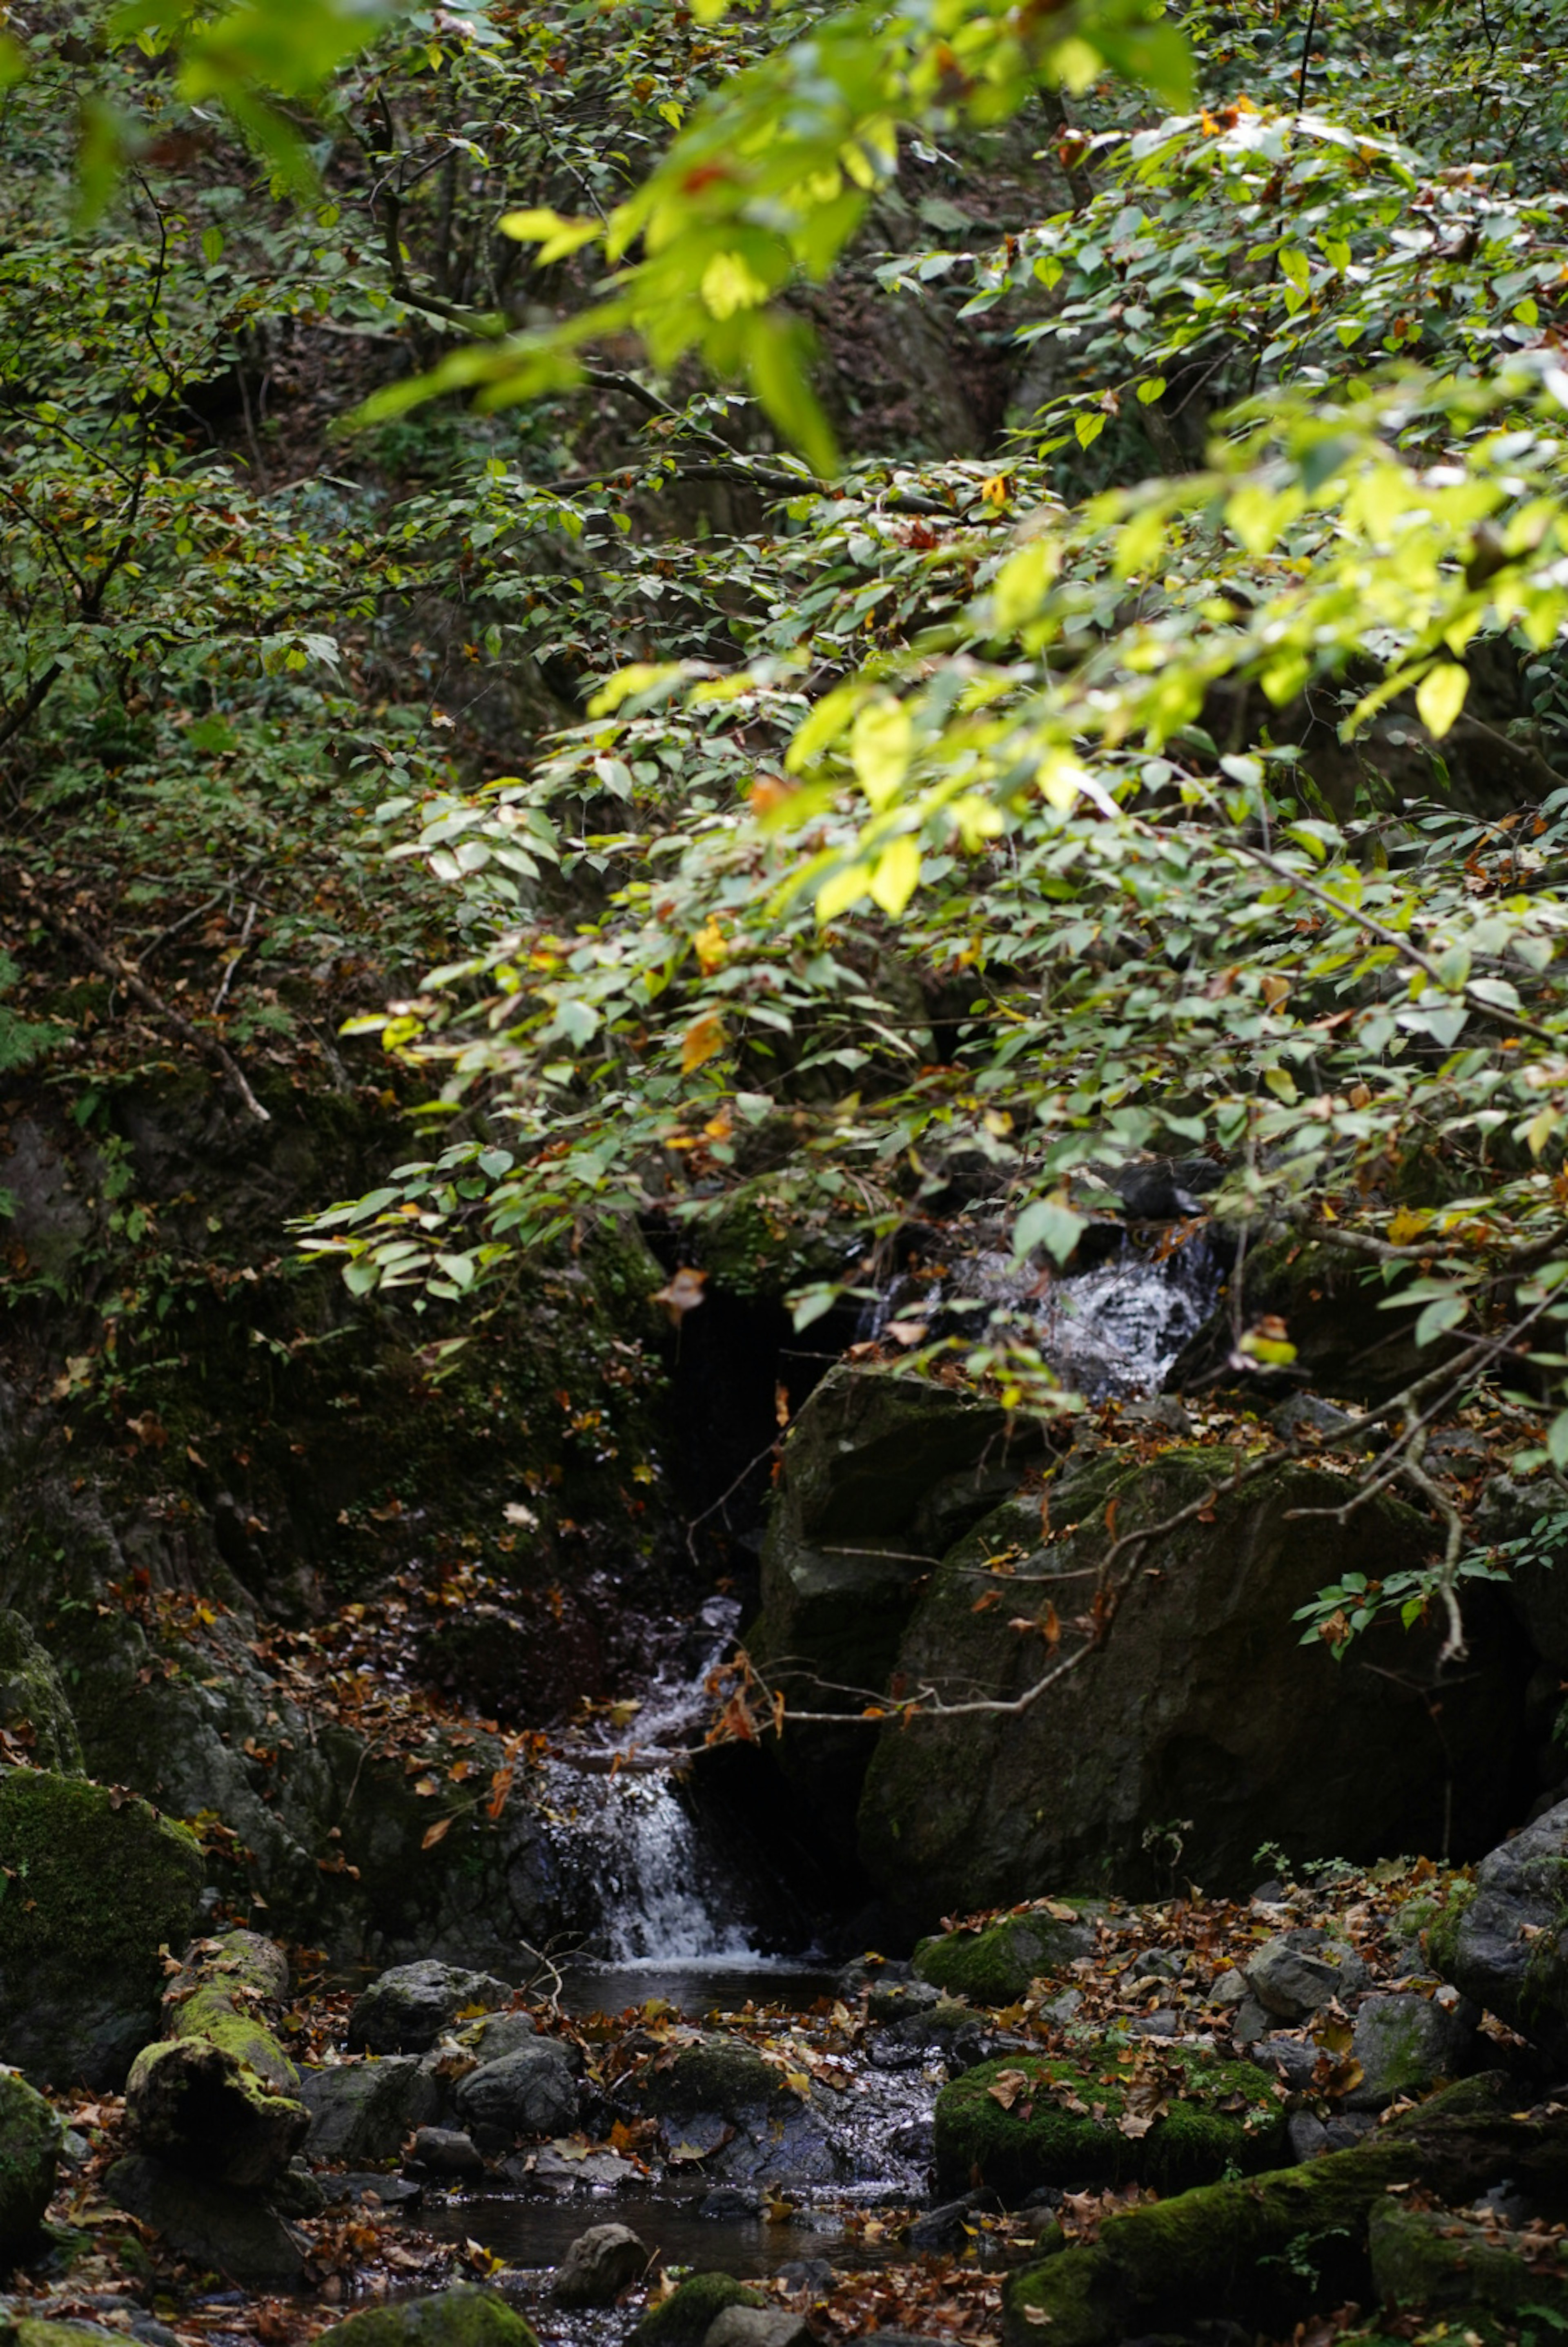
[540,1595,760,1966]
[869,1218,1224,1398]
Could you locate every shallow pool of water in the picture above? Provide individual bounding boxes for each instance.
[418,2189,889,2279]
[555,1960,840,2019]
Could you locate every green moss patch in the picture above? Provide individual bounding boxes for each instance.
[935,2045,1286,2195]
[630,2275,765,2347]
[0,2070,60,2253]
[915,1908,1096,2006]
[0,1769,202,2086]
[317,2288,538,2347]
[1421,1877,1477,1981]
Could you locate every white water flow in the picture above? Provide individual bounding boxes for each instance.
[871,1224,1223,1398]
[541,1595,757,1964]
[542,1232,1220,1970]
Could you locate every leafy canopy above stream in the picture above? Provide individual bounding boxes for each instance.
[10,0,1568,1660]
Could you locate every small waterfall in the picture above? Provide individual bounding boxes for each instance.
[869,1220,1223,1399]
[541,1595,761,1965]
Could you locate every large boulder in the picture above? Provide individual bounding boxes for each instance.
[748,1364,1043,1848]
[855,1447,1530,1923]
[0,1770,203,2087]
[933,2046,1286,2195]
[348,1961,511,2055]
[638,2037,784,2119]
[630,2276,766,2347]
[1438,1795,1568,2062]
[0,2071,60,2256]
[1369,2195,1568,2322]
[1345,1992,1474,2111]
[548,2222,648,2309]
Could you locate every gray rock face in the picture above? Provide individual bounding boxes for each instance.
[702,2098,847,2189]
[748,1364,1043,1850]
[1443,1796,1568,2062]
[411,2127,486,2180]
[105,2154,305,2284]
[705,2313,812,2347]
[300,2057,442,2163]
[548,2222,648,2309]
[0,1612,82,1775]
[348,1962,511,2055]
[856,1444,1526,1922]
[457,2011,537,2064]
[455,2044,579,2141]
[1247,1934,1368,2019]
[1344,1992,1474,2110]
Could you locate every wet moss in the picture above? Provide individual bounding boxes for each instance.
[1370,2198,1568,2320]
[915,1909,1096,2005]
[641,2038,784,2117]
[936,2047,1285,2196]
[0,1769,202,2085]
[630,2275,766,2347]
[0,2072,60,2253]
[317,2287,539,2347]
[1421,1877,1476,1983]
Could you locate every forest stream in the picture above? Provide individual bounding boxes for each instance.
[13,4,1568,2347]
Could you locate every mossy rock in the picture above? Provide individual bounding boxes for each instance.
[935,2046,1286,2195]
[0,1615,81,1776]
[640,2037,784,2118]
[630,2275,766,2347]
[317,2287,538,2347]
[2,2324,130,2347]
[915,1909,1096,2006]
[0,1771,202,2087]
[0,2070,60,2256]
[1370,2198,1568,2319]
[1421,1877,1477,1981]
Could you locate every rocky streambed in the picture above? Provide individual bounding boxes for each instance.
[4,1820,1568,2347]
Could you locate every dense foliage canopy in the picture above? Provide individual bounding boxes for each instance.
[10,0,1568,1655]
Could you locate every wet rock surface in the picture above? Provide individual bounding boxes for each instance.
[546,2220,647,2307]
[348,1965,512,2057]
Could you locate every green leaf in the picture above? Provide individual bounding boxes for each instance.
[1013,1197,1087,1266]
[1416,663,1469,739]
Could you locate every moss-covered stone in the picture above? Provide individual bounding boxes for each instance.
[316,2287,539,2347]
[999,2076,1568,2347]
[1369,2198,1568,2319]
[0,1615,80,1776]
[640,2037,784,2117]
[0,2070,60,2256]
[630,2274,766,2347]
[914,1909,1096,2005]
[2,2322,129,2347]
[935,2046,1285,2196]
[1421,1878,1477,1981]
[0,1770,202,2087]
